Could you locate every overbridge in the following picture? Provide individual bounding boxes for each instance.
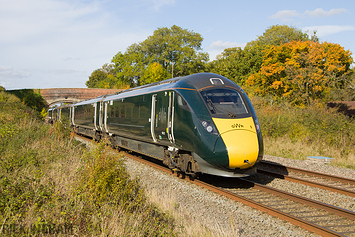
[39,88,122,106]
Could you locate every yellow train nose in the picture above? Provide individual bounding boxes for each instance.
[213,117,259,169]
[221,130,259,169]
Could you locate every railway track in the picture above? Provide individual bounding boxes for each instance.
[124,152,355,236]
[258,160,355,198]
[76,135,355,236]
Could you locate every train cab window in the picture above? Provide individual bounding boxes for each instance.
[177,94,190,111]
[200,88,249,118]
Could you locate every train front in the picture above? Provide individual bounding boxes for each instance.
[191,77,263,177]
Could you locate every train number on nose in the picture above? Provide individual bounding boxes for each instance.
[231,123,244,129]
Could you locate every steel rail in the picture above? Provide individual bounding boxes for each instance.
[260,160,355,186]
[257,168,355,198]
[237,177,355,221]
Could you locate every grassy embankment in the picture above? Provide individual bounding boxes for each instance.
[253,97,355,168]
[0,91,188,236]
[1,90,354,235]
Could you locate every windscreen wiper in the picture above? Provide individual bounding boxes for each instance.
[205,95,236,118]
[206,98,216,114]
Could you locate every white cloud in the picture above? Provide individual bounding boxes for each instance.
[302,25,355,37]
[304,8,347,17]
[0,0,100,44]
[0,65,30,79]
[269,10,300,20]
[0,0,153,89]
[143,0,176,11]
[269,8,348,21]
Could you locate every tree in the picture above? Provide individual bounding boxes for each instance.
[141,25,208,76]
[86,69,109,88]
[209,25,315,87]
[246,25,313,48]
[86,63,130,89]
[110,25,209,87]
[209,46,264,85]
[142,62,169,85]
[246,41,353,106]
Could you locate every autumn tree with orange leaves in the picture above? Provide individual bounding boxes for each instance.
[246,41,353,106]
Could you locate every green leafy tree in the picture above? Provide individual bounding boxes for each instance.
[86,63,129,89]
[141,25,208,76]
[142,62,169,85]
[209,46,264,85]
[86,69,108,88]
[110,25,209,87]
[246,24,313,48]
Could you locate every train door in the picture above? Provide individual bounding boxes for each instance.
[93,102,100,131]
[150,91,175,143]
[71,107,75,125]
[99,102,104,131]
[102,101,109,133]
[167,91,175,143]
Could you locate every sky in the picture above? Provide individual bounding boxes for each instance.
[1,0,355,90]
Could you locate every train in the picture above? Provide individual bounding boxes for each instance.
[47,73,263,178]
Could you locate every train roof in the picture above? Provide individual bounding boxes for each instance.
[103,73,240,102]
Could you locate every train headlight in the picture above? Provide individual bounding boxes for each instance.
[200,120,218,135]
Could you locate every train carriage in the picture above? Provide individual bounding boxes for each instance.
[60,73,263,177]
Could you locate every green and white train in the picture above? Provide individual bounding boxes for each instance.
[50,73,263,177]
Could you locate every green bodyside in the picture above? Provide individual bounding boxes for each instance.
[106,95,150,141]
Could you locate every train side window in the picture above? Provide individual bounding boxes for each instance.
[177,94,190,111]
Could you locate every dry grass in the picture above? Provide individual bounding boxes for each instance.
[264,136,355,169]
[143,182,239,237]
